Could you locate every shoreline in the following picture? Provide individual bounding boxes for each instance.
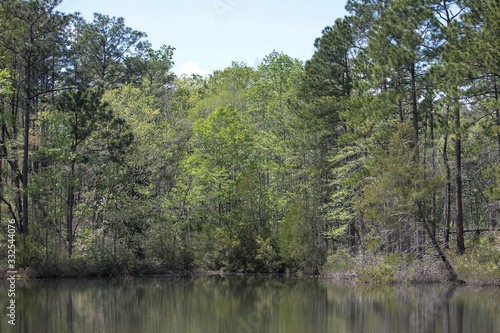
[1,267,499,287]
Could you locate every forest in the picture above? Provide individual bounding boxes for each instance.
[0,0,499,283]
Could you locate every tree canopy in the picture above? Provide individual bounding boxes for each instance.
[0,0,498,281]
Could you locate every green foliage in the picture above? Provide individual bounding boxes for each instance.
[56,87,113,150]
[193,223,219,270]
[484,163,500,200]
[72,12,147,87]
[0,66,11,95]
[299,17,352,143]
[16,236,44,269]
[355,253,403,284]
[450,233,500,282]
[143,220,192,269]
[303,18,353,100]
[212,223,258,272]
[322,248,354,272]
[1,0,498,281]
[193,104,251,169]
[180,104,254,241]
[194,222,259,272]
[139,44,175,89]
[255,235,283,273]
[359,123,441,227]
[326,142,369,250]
[279,201,326,274]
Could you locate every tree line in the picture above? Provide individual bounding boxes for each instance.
[0,0,498,277]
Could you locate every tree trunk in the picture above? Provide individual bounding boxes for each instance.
[418,202,461,282]
[0,119,3,224]
[455,105,465,254]
[411,63,418,153]
[430,109,436,238]
[443,132,451,248]
[359,213,365,246]
[67,161,75,257]
[348,221,355,254]
[494,76,500,160]
[22,59,31,236]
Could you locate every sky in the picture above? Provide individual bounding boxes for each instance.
[56,0,347,76]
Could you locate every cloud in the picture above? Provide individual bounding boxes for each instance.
[175,61,209,77]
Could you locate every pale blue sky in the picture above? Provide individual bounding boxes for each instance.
[57,0,347,76]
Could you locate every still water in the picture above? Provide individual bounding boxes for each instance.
[1,275,499,333]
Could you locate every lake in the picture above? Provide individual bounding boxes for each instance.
[1,275,499,333]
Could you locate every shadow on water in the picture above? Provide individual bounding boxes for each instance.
[1,276,499,333]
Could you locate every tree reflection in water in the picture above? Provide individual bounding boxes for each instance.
[1,276,498,333]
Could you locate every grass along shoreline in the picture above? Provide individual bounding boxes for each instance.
[320,234,500,286]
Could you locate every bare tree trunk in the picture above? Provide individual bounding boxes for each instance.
[359,213,365,246]
[443,132,451,248]
[22,59,31,236]
[348,221,355,254]
[455,105,465,254]
[0,121,3,224]
[411,63,419,153]
[418,202,461,282]
[67,161,75,257]
[430,109,436,238]
[494,76,500,160]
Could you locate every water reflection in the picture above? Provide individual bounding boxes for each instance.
[1,276,499,333]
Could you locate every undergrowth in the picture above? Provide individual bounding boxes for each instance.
[321,232,500,285]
